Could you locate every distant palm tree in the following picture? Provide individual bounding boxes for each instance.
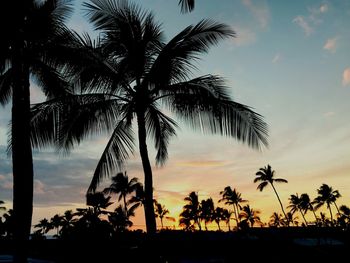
[127,183,146,211]
[31,0,268,234]
[200,198,214,230]
[222,208,233,231]
[179,209,194,231]
[86,192,113,216]
[179,0,195,13]
[212,207,225,231]
[108,205,135,232]
[254,164,288,223]
[59,210,76,237]
[50,214,62,237]
[0,0,73,247]
[239,205,261,227]
[288,194,308,226]
[285,212,299,226]
[182,192,202,230]
[219,186,247,227]
[34,218,51,235]
[104,172,140,213]
[154,200,175,229]
[313,184,341,223]
[299,193,318,223]
[269,212,284,227]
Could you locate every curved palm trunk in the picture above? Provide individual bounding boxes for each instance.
[309,204,318,223]
[333,202,340,215]
[327,203,334,224]
[236,203,242,223]
[300,211,308,226]
[232,204,239,227]
[270,183,288,225]
[160,217,164,229]
[123,195,128,215]
[216,221,221,231]
[12,57,33,262]
[136,112,157,234]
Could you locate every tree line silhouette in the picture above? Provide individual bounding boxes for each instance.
[1,165,348,240]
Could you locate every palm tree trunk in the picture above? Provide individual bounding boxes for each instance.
[300,211,308,226]
[236,204,242,223]
[160,218,164,229]
[232,205,239,227]
[333,202,340,215]
[136,111,157,234]
[270,183,288,225]
[328,203,334,224]
[12,56,33,263]
[123,195,128,215]
[309,204,318,223]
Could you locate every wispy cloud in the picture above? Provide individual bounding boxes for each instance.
[293,2,329,36]
[241,0,270,29]
[231,26,256,46]
[272,53,281,63]
[323,37,337,53]
[293,16,313,36]
[343,68,350,86]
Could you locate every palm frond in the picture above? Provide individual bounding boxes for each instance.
[178,0,195,13]
[88,120,135,193]
[160,75,268,149]
[257,181,268,192]
[148,20,235,86]
[145,105,178,166]
[274,178,288,183]
[0,69,13,105]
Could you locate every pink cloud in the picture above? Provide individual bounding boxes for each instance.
[343,68,350,86]
[323,37,337,53]
[293,16,313,36]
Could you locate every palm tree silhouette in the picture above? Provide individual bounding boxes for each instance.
[103,172,140,214]
[31,0,268,234]
[182,192,202,230]
[34,218,51,236]
[314,184,341,223]
[299,193,318,224]
[219,186,247,227]
[108,205,135,233]
[179,0,195,13]
[222,208,233,231]
[154,200,175,229]
[285,212,299,226]
[86,192,113,216]
[288,194,308,226]
[239,205,261,227]
[0,0,73,247]
[254,164,288,223]
[212,207,225,231]
[200,198,214,231]
[269,212,284,227]
[50,214,62,237]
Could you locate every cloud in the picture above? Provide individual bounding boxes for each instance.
[176,160,231,168]
[319,3,329,13]
[323,37,337,53]
[293,16,313,36]
[272,53,281,63]
[323,111,335,118]
[343,68,350,86]
[241,0,270,29]
[231,26,256,46]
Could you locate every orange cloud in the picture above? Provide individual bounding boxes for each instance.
[342,68,350,86]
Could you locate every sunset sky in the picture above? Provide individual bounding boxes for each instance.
[1,0,350,230]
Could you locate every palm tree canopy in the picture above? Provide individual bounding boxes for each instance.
[314,184,341,210]
[254,164,287,192]
[30,0,269,193]
[0,0,73,105]
[219,186,246,207]
[103,171,140,201]
[287,194,302,214]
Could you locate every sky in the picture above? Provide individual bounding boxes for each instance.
[1,0,350,230]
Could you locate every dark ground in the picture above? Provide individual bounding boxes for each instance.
[0,228,349,262]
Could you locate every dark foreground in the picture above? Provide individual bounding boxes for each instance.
[0,228,349,263]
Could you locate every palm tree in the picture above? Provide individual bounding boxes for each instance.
[127,183,146,211]
[299,193,318,223]
[34,218,51,235]
[200,198,214,231]
[288,194,308,226]
[254,164,288,223]
[269,212,284,227]
[221,208,233,231]
[154,200,175,229]
[239,205,261,228]
[212,207,225,231]
[86,192,113,215]
[179,0,195,13]
[50,214,62,237]
[219,186,247,227]
[108,205,135,233]
[313,184,341,223]
[182,192,202,230]
[31,0,268,234]
[285,212,299,226]
[103,172,140,213]
[0,0,73,252]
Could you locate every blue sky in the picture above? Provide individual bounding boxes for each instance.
[1,0,350,229]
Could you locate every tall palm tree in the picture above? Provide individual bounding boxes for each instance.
[49,214,62,237]
[299,193,318,223]
[103,172,140,213]
[31,0,268,234]
[254,164,288,223]
[313,184,341,223]
[219,186,247,227]
[179,0,195,13]
[0,0,73,250]
[288,194,308,226]
[221,208,233,231]
[212,207,225,231]
[239,205,261,228]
